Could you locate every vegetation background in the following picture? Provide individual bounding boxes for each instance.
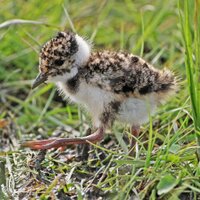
[0,0,200,199]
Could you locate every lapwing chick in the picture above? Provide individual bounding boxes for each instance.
[21,31,176,151]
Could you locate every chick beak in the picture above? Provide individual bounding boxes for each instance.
[32,72,48,89]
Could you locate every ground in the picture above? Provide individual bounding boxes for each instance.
[0,0,200,199]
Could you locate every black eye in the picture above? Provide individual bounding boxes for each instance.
[54,59,64,66]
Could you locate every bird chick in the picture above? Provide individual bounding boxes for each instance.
[22,31,176,150]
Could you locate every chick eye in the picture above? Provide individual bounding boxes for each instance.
[54,59,64,66]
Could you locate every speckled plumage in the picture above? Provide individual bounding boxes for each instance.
[22,31,177,150]
[39,32,78,75]
[81,51,175,98]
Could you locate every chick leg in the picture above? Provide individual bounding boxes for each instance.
[21,126,105,150]
[129,125,140,155]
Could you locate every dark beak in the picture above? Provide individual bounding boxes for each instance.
[32,73,48,89]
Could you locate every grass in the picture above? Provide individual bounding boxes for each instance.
[0,0,200,199]
[179,0,200,159]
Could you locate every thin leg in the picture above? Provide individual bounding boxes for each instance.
[21,127,104,150]
[129,125,140,155]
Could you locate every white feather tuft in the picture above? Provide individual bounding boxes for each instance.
[73,34,91,66]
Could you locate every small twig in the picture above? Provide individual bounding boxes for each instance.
[0,19,59,29]
[34,150,47,171]
[62,5,76,33]
[0,159,6,198]
[34,150,50,184]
